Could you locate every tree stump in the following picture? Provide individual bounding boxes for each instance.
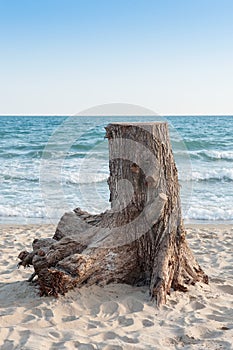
[18,122,208,306]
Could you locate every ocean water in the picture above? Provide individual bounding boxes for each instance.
[0,115,232,224]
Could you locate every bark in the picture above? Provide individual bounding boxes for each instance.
[18,122,208,305]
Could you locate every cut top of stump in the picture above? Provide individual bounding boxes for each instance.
[105,122,170,146]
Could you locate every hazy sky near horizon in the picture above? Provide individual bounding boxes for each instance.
[0,0,233,116]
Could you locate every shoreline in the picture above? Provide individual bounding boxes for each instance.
[0,220,232,227]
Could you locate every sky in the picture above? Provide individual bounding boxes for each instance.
[0,0,233,116]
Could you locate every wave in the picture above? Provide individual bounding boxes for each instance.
[200,150,233,161]
[65,173,109,185]
[185,207,233,221]
[174,149,233,161]
[0,150,43,159]
[0,205,45,218]
[66,151,108,160]
[171,138,212,150]
[1,174,39,182]
[191,168,233,182]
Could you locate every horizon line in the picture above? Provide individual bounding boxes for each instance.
[0,114,233,117]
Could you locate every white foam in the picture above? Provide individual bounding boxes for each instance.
[203,150,233,160]
[174,149,233,160]
[65,173,109,185]
[0,205,46,218]
[191,168,233,181]
[185,206,233,221]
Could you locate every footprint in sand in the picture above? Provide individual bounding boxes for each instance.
[62,315,77,322]
[123,297,144,313]
[206,312,232,323]
[191,301,206,311]
[31,308,43,317]
[42,308,54,318]
[99,301,119,317]
[217,284,233,295]
[87,320,104,329]
[120,335,139,344]
[103,331,118,340]
[118,315,134,327]
[103,331,139,345]
[210,277,225,284]
[189,325,223,340]
[75,344,95,350]
[87,322,98,329]
[48,331,60,339]
[1,339,15,350]
[50,341,71,349]
[22,314,37,323]
[18,329,31,348]
[142,318,154,327]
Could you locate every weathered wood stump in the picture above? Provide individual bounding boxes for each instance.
[18,122,208,306]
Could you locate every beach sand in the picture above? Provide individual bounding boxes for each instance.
[0,223,233,350]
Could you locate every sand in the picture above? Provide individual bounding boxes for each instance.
[0,223,233,350]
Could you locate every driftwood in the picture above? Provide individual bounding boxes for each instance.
[18,122,208,306]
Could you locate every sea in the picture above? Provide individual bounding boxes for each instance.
[0,115,232,224]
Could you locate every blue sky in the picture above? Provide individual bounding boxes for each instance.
[0,0,233,115]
